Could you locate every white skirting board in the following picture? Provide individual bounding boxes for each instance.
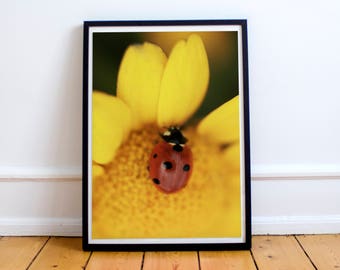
[252,180,340,234]
[0,165,339,236]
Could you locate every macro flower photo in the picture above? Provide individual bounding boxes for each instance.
[84,22,250,248]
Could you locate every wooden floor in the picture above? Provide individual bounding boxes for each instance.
[0,235,339,269]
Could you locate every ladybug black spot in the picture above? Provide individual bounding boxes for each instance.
[153,153,158,158]
[163,161,173,170]
[173,144,183,152]
[183,164,190,171]
[153,178,160,185]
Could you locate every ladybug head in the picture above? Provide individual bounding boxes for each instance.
[161,127,188,145]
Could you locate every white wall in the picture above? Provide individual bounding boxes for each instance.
[0,0,339,235]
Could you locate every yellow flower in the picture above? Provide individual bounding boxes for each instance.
[92,34,242,239]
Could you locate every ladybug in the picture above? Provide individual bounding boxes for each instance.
[148,127,193,194]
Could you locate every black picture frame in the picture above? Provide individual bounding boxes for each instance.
[83,20,251,251]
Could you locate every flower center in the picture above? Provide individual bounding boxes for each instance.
[92,125,241,239]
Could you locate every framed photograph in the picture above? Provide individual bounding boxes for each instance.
[83,20,251,251]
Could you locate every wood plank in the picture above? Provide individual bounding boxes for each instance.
[143,251,199,270]
[0,236,48,270]
[199,251,257,270]
[251,235,315,270]
[28,237,90,270]
[86,252,144,270]
[297,234,340,270]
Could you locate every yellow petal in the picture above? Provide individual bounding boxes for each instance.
[197,95,239,144]
[93,91,132,164]
[117,42,167,129]
[223,143,240,171]
[92,164,105,177]
[157,34,209,127]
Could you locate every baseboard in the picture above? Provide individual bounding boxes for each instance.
[252,215,340,235]
[0,178,82,236]
[1,215,339,237]
[0,218,82,236]
[252,163,340,180]
[0,165,81,179]
[0,164,339,236]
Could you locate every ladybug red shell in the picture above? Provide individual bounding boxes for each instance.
[148,127,193,194]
